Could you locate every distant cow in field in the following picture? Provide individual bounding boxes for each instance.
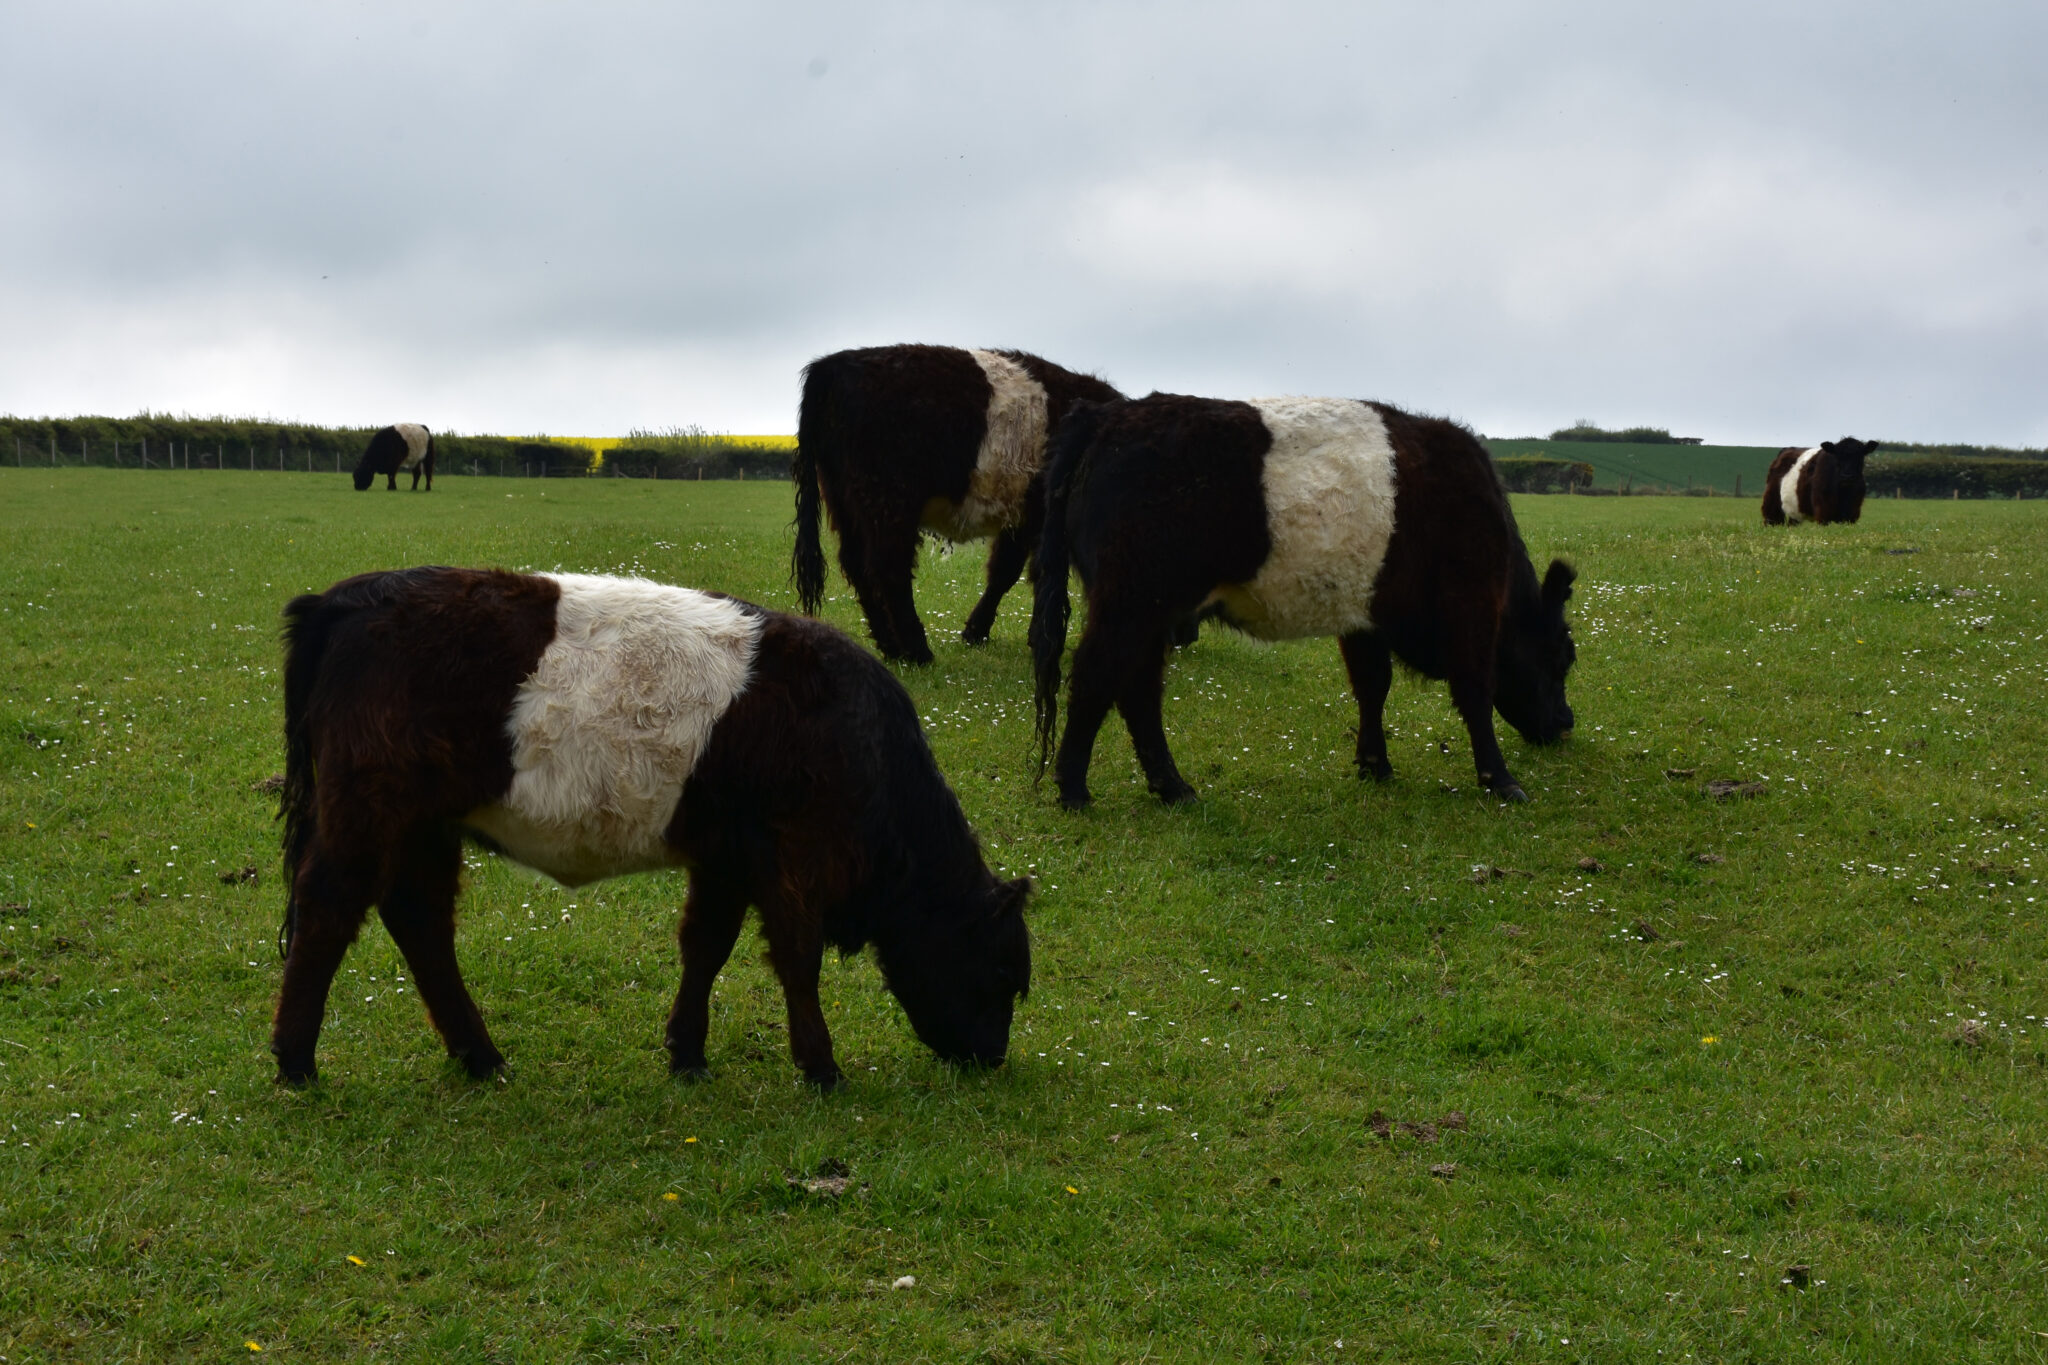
[1030,394,1578,807]
[273,567,1031,1091]
[353,424,436,491]
[793,344,1123,663]
[1762,438,1877,525]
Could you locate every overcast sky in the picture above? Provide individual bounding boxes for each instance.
[3,2,2042,444]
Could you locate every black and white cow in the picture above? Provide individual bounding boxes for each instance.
[1030,394,1578,806]
[792,344,1123,663]
[274,568,1031,1091]
[1761,438,1877,525]
[353,424,436,491]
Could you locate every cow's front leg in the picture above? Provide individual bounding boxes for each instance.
[763,927,839,1090]
[1448,672,1524,801]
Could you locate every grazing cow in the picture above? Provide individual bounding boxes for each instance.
[793,344,1123,663]
[1030,394,1578,807]
[273,567,1031,1090]
[353,423,436,491]
[1762,437,1877,525]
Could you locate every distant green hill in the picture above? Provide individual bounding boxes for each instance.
[1485,438,1782,494]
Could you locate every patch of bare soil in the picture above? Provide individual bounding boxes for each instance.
[1705,779,1767,800]
[787,1156,860,1197]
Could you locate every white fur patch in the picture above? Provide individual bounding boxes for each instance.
[463,574,761,887]
[1780,447,1820,523]
[921,349,1050,541]
[1202,397,1399,641]
[393,423,430,471]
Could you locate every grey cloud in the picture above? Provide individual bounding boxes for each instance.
[1,1,2042,442]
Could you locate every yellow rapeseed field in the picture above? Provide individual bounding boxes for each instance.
[545,434,795,468]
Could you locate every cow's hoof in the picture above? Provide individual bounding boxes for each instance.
[1154,780,1199,806]
[670,1062,712,1083]
[1358,759,1394,783]
[456,1045,506,1080]
[274,1063,317,1088]
[803,1066,845,1093]
[1056,788,1093,811]
[960,623,993,646]
[1494,783,1529,804]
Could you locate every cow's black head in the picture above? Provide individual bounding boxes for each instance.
[351,464,376,491]
[1825,437,1878,469]
[1494,558,1578,744]
[881,877,1032,1069]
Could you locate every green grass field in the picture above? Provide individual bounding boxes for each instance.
[1484,440,1783,495]
[3,470,2045,1362]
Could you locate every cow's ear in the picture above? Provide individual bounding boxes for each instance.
[1543,559,1577,606]
[992,876,1032,920]
[1820,440,1837,453]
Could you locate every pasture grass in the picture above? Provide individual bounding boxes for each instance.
[1484,439,1782,495]
[2,470,2045,1362]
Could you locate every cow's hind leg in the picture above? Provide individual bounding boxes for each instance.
[271,853,376,1085]
[665,867,749,1079]
[378,828,503,1079]
[871,530,934,665]
[1340,632,1395,781]
[962,525,1031,645]
[1115,624,1194,804]
[836,520,931,664]
[1055,606,1164,809]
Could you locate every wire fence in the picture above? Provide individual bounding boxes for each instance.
[1,429,792,481]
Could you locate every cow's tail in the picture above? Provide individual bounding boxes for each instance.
[1029,399,1113,778]
[276,589,333,958]
[791,359,832,616]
